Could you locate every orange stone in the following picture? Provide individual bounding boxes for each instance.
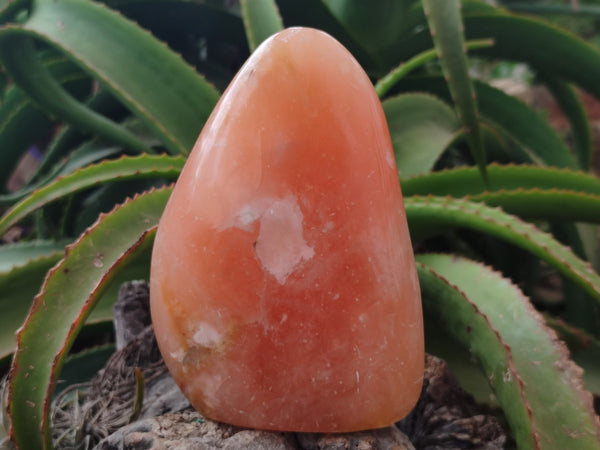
[150,27,424,432]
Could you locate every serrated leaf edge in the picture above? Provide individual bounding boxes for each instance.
[418,259,540,447]
[407,195,600,300]
[7,185,170,447]
[0,153,183,236]
[417,253,600,448]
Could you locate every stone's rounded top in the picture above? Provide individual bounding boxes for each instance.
[150,27,423,433]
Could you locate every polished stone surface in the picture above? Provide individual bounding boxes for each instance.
[150,27,423,432]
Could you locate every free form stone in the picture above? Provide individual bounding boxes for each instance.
[150,27,424,432]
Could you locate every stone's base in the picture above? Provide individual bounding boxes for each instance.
[52,282,505,449]
[96,410,414,450]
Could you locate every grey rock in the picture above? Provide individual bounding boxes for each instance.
[87,282,503,450]
[296,427,415,449]
[96,410,296,450]
[113,280,152,350]
[139,373,190,420]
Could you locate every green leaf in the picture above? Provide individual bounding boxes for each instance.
[542,76,592,171]
[0,240,68,272]
[0,0,27,25]
[105,0,247,46]
[405,196,600,303]
[30,88,131,183]
[1,0,221,154]
[323,0,417,59]
[549,319,600,397]
[0,36,151,155]
[103,0,247,90]
[501,3,600,18]
[422,0,487,181]
[424,320,493,404]
[417,255,600,449]
[0,142,126,206]
[0,247,63,367]
[55,344,115,395]
[401,164,600,198]
[241,0,283,52]
[549,222,599,334]
[383,93,460,177]
[468,189,600,222]
[394,77,578,169]
[0,154,183,237]
[374,38,493,99]
[275,0,380,74]
[8,187,171,450]
[0,53,92,193]
[464,13,600,102]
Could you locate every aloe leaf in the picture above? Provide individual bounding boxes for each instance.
[425,319,493,404]
[241,0,283,52]
[1,0,221,155]
[0,247,63,367]
[417,255,600,449]
[103,0,247,90]
[503,3,600,17]
[106,0,246,45]
[549,222,599,334]
[0,0,27,25]
[55,344,115,395]
[324,0,415,52]
[394,76,577,169]
[0,240,68,272]
[0,36,151,155]
[30,89,131,183]
[8,187,171,449]
[422,0,487,182]
[542,76,592,171]
[0,53,92,193]
[42,114,165,180]
[275,0,379,74]
[401,164,600,197]
[383,93,460,177]
[549,318,600,396]
[374,38,493,99]
[464,13,600,102]
[468,189,600,222]
[0,143,126,206]
[0,154,183,237]
[405,196,600,303]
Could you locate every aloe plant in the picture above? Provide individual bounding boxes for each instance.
[2,0,600,448]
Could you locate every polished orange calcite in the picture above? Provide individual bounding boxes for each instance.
[150,27,423,432]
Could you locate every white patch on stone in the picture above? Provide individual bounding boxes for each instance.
[232,203,264,231]
[255,195,314,284]
[196,373,224,410]
[170,349,185,363]
[192,322,222,347]
[386,150,396,169]
[321,221,334,233]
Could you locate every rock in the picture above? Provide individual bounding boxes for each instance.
[296,427,415,449]
[150,26,423,433]
[96,409,414,450]
[96,410,296,450]
[113,280,152,350]
[53,282,504,449]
